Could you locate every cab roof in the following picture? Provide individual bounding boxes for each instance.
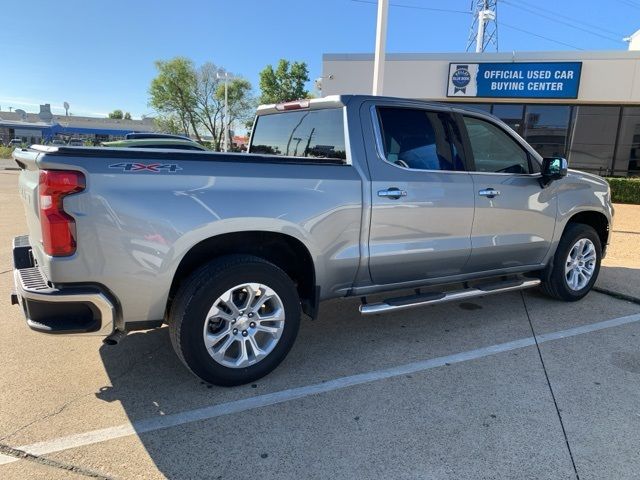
[255,94,488,116]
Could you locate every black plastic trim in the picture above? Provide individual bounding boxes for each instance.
[29,145,347,166]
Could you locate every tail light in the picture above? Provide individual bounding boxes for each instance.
[39,170,85,256]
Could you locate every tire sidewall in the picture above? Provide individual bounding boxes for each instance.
[552,224,602,300]
[178,260,301,386]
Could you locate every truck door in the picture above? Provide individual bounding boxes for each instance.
[364,104,475,285]
[459,113,557,272]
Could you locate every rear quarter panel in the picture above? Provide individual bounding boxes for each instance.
[33,152,364,324]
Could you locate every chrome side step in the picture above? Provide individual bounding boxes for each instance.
[359,278,541,316]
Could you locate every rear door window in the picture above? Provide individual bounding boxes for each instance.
[250,108,346,161]
[376,107,464,171]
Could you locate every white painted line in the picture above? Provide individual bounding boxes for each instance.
[1,312,639,466]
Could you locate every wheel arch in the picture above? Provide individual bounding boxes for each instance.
[167,231,318,320]
[564,210,610,248]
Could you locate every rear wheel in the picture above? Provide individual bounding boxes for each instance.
[169,255,301,386]
[541,223,602,301]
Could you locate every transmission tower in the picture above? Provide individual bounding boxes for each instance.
[466,0,498,52]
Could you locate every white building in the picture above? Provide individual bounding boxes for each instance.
[322,50,640,176]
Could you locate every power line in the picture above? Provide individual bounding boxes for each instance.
[616,0,640,10]
[350,0,470,15]
[507,0,625,37]
[502,0,623,43]
[351,0,585,51]
[501,22,585,50]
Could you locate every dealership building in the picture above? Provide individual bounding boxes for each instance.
[322,50,640,176]
[0,104,155,145]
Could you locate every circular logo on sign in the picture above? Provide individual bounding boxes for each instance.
[452,67,471,89]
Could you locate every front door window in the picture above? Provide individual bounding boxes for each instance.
[463,116,531,174]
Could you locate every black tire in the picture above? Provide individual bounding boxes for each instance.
[168,254,301,386]
[541,223,602,301]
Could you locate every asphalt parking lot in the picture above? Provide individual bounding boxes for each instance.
[0,169,639,479]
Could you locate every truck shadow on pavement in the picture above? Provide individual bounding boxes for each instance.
[93,266,640,478]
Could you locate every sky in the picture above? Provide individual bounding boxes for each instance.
[1,0,638,118]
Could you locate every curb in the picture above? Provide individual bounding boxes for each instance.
[594,286,640,306]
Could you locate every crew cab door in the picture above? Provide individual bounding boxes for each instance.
[459,113,557,272]
[364,104,475,285]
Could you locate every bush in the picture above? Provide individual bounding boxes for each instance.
[0,146,14,159]
[606,177,640,204]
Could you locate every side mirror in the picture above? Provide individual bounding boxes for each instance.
[541,157,568,182]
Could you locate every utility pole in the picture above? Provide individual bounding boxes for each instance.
[217,70,231,152]
[467,0,498,53]
[372,0,389,95]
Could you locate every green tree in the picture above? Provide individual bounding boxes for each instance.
[108,109,123,119]
[149,57,255,150]
[154,114,184,135]
[149,57,202,141]
[124,112,132,120]
[244,118,255,138]
[259,59,310,104]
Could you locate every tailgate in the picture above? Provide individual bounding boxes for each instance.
[13,148,45,262]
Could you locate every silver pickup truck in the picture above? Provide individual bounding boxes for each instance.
[11,95,612,386]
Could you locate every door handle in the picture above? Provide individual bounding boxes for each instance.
[478,188,500,199]
[378,188,407,199]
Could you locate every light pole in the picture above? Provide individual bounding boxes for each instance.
[372,0,389,95]
[217,70,232,152]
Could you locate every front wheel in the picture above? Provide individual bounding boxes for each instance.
[541,223,602,301]
[169,255,301,386]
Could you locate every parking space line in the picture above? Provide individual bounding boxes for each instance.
[521,293,580,478]
[1,311,639,467]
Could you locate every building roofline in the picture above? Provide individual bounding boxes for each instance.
[0,119,52,128]
[625,28,640,41]
[323,50,640,62]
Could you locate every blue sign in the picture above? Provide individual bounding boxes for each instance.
[447,62,582,99]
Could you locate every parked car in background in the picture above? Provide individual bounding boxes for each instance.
[67,138,84,146]
[10,95,613,386]
[8,138,23,147]
[124,132,193,140]
[50,139,66,146]
[102,137,208,151]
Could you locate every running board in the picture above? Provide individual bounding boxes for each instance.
[359,278,541,316]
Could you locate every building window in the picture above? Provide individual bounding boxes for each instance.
[523,105,571,158]
[446,102,637,175]
[614,107,640,176]
[492,104,524,134]
[568,106,620,175]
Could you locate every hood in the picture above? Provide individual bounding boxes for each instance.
[567,169,609,189]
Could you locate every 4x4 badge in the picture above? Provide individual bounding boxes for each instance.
[108,163,182,172]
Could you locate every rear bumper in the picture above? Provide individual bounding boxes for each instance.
[11,235,115,336]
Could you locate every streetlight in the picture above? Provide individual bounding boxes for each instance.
[216,70,233,152]
[372,0,389,95]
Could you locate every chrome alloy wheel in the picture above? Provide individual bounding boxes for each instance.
[564,238,597,291]
[202,283,285,368]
